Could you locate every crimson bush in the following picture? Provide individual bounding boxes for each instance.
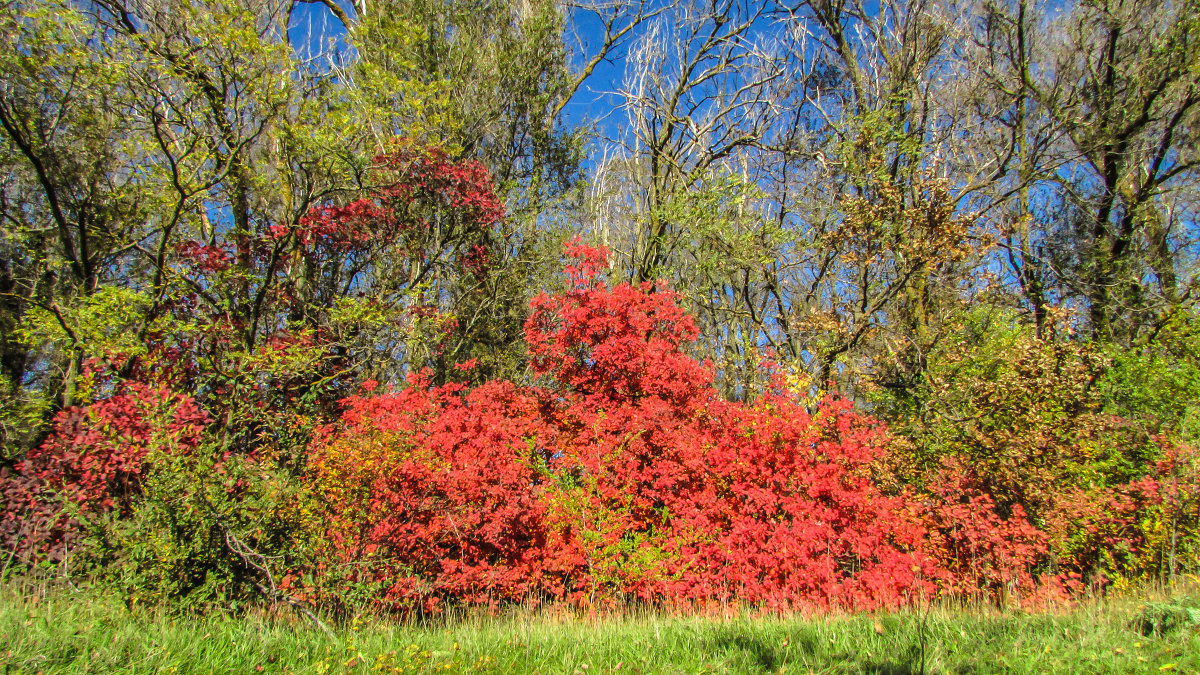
[305,242,1048,613]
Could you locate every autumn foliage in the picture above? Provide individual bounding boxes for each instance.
[2,187,1194,615]
[1,377,208,568]
[300,242,1080,613]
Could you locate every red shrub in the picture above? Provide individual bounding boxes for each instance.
[524,240,712,407]
[307,375,582,612]
[310,242,942,613]
[639,395,934,611]
[1,381,207,566]
[914,463,1049,603]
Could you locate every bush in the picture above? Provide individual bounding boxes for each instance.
[876,307,1195,590]
[1,379,207,574]
[306,242,978,614]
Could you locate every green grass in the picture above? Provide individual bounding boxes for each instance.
[1,582,1198,674]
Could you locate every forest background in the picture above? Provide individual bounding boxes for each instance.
[0,0,1198,616]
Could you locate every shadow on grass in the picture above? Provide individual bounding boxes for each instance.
[710,624,964,672]
[858,659,976,675]
[860,651,984,674]
[707,626,819,671]
[708,630,784,670]
[706,626,948,674]
[850,643,932,675]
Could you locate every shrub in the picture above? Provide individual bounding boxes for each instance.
[0,379,207,573]
[875,307,1179,589]
[309,242,939,613]
[305,376,578,614]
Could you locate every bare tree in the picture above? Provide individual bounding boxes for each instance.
[600,0,793,282]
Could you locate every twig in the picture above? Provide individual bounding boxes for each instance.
[219,520,335,637]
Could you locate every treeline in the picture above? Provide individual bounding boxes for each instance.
[0,0,1197,614]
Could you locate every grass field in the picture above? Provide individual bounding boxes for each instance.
[1,581,1198,674]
